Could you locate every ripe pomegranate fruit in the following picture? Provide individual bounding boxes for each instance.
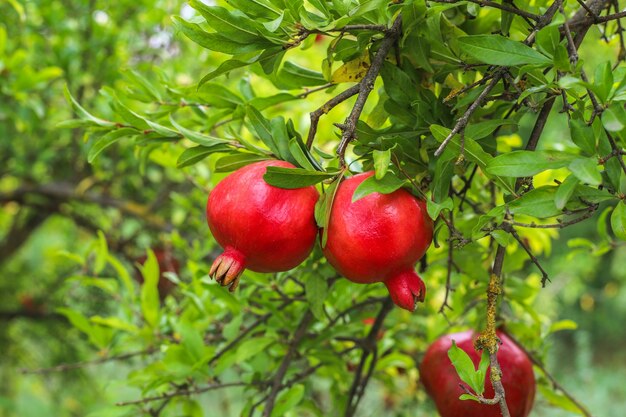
[420,330,536,417]
[206,160,319,291]
[322,171,432,311]
[135,249,180,299]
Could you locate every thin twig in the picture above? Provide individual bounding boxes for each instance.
[505,224,550,286]
[116,382,250,406]
[306,84,360,149]
[430,0,541,21]
[262,310,313,417]
[506,334,596,417]
[21,348,156,374]
[344,298,394,417]
[336,15,403,165]
[473,245,511,417]
[208,300,292,367]
[434,71,503,156]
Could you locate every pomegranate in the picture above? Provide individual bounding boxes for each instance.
[420,330,536,417]
[322,171,432,311]
[206,160,319,291]
[135,249,180,299]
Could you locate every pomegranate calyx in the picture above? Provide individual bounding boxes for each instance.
[384,270,426,311]
[209,248,246,292]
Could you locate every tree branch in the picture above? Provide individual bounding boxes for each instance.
[262,310,313,417]
[116,382,251,406]
[344,297,394,417]
[473,245,511,417]
[22,348,155,374]
[429,0,541,21]
[336,15,403,165]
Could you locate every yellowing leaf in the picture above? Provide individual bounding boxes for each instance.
[331,54,370,83]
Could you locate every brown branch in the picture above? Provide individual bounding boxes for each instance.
[336,15,403,165]
[0,208,51,265]
[506,334,597,417]
[208,300,293,367]
[434,71,503,156]
[505,224,550,286]
[116,382,251,406]
[0,309,64,321]
[605,131,626,175]
[429,0,541,21]
[440,213,458,315]
[262,310,313,417]
[474,245,511,417]
[22,348,155,374]
[306,84,360,149]
[0,182,170,231]
[344,297,394,417]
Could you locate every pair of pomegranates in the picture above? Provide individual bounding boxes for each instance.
[206,160,537,417]
[206,160,433,311]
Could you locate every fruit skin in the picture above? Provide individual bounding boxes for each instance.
[135,249,180,299]
[420,330,536,417]
[322,171,433,311]
[206,160,319,291]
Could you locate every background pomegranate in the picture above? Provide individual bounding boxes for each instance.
[135,248,180,299]
[206,160,319,291]
[322,171,433,311]
[420,330,536,417]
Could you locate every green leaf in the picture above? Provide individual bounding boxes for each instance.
[200,58,255,85]
[602,103,626,132]
[264,166,338,188]
[173,16,269,54]
[88,128,136,163]
[611,201,626,240]
[569,119,596,155]
[276,61,327,89]
[549,319,578,333]
[64,85,114,127]
[288,138,316,171]
[318,171,345,248]
[214,153,270,172]
[465,119,517,140]
[272,384,305,417]
[352,173,406,203]
[554,175,579,210]
[93,231,109,274]
[177,145,230,168]
[432,157,455,203]
[569,158,602,186]
[458,35,551,66]
[508,186,561,218]
[245,105,280,156]
[140,249,160,328]
[459,393,480,402]
[486,150,576,177]
[189,1,263,43]
[170,116,231,147]
[305,275,328,321]
[235,337,274,362]
[475,349,490,396]
[430,125,516,195]
[490,229,511,247]
[426,197,453,220]
[448,341,483,395]
[373,149,391,180]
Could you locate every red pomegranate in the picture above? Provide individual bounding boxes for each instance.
[322,171,433,311]
[206,160,319,291]
[420,330,536,417]
[135,249,180,299]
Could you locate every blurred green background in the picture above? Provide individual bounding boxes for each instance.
[1,1,626,416]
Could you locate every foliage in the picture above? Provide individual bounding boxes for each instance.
[3,0,626,416]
